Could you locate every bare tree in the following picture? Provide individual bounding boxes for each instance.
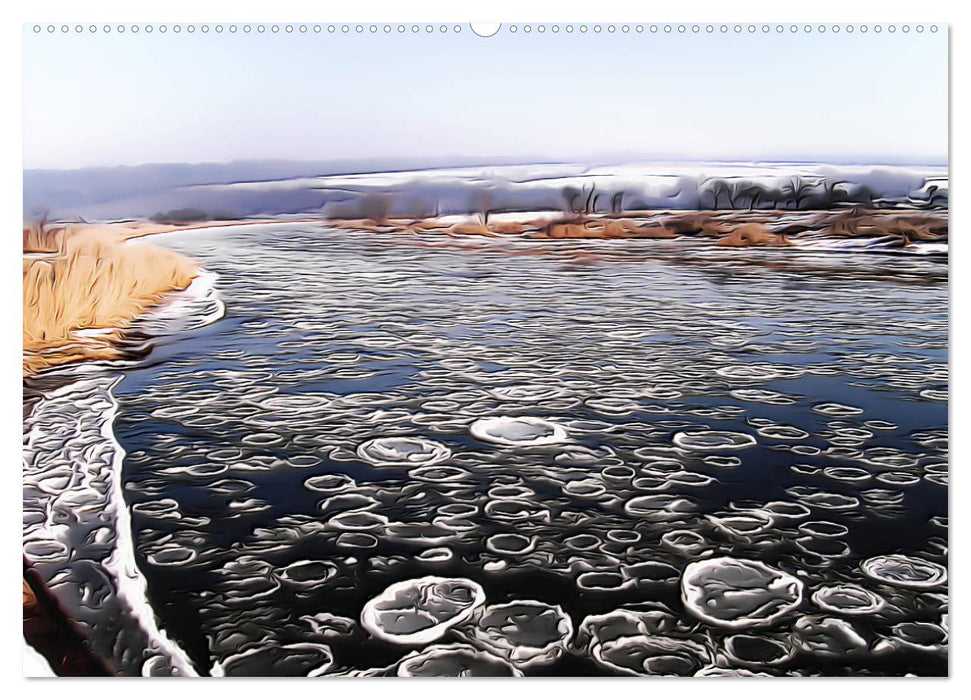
[611,191,625,214]
[359,193,391,224]
[576,181,600,216]
[703,179,735,209]
[854,185,876,209]
[737,182,766,210]
[819,179,848,209]
[782,176,816,209]
[561,186,582,218]
[472,189,494,226]
[561,182,601,218]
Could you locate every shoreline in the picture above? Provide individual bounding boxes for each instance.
[23,273,225,676]
[23,374,199,677]
[23,224,201,375]
[22,209,944,377]
[77,216,325,242]
[23,207,947,376]
[49,206,950,249]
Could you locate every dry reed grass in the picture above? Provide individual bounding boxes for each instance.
[829,211,948,242]
[23,222,69,253]
[488,221,534,235]
[717,223,791,247]
[23,223,197,375]
[447,221,495,236]
[326,208,946,245]
[324,208,947,254]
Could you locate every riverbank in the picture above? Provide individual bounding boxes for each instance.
[22,223,202,375]
[22,251,225,676]
[24,208,947,376]
[326,207,948,250]
[23,374,199,677]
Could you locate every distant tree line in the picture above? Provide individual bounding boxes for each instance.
[698,176,861,210]
[150,208,238,224]
[322,175,946,223]
[557,176,944,214]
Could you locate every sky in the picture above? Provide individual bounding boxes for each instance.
[22,24,948,169]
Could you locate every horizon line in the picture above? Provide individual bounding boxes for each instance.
[24,154,950,175]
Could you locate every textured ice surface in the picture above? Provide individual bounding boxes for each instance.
[456,600,573,669]
[356,436,452,467]
[219,642,333,677]
[811,584,886,615]
[360,576,485,645]
[23,377,195,676]
[680,557,804,629]
[469,416,568,446]
[672,430,757,452]
[861,554,947,589]
[396,643,521,677]
[85,224,948,676]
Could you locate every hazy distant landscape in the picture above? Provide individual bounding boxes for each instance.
[25,159,948,223]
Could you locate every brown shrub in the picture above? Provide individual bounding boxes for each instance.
[652,212,734,237]
[415,218,452,230]
[488,221,534,234]
[698,219,735,237]
[601,219,643,237]
[717,223,790,247]
[660,213,708,235]
[827,211,948,244]
[534,218,684,240]
[542,221,607,239]
[448,221,494,236]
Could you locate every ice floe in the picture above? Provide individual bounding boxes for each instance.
[595,635,711,676]
[279,560,339,589]
[861,554,947,589]
[792,616,868,658]
[680,557,804,629]
[356,436,452,467]
[220,642,334,676]
[396,643,522,677]
[469,416,568,446]
[811,584,886,615]
[455,600,573,668]
[722,634,795,668]
[487,385,567,402]
[889,622,947,653]
[672,430,757,452]
[360,576,486,645]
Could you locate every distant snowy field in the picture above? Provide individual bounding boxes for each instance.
[25,161,948,222]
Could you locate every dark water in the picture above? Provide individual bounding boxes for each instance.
[114,223,948,676]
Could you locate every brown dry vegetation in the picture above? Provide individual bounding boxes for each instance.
[488,221,531,235]
[716,223,790,248]
[828,211,949,242]
[446,221,496,237]
[328,208,946,250]
[23,223,197,375]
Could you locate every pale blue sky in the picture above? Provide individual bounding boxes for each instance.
[23,26,948,169]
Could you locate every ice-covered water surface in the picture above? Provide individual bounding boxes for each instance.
[112,223,946,676]
[21,273,225,676]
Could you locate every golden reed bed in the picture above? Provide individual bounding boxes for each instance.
[23,223,197,375]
